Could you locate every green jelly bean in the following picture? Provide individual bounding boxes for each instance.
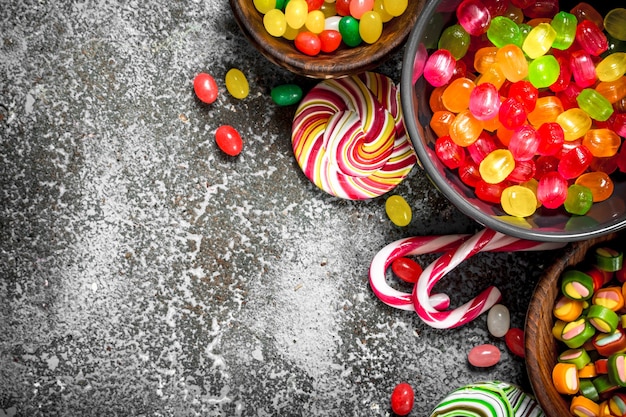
[438,24,470,59]
[271,84,303,106]
[528,55,560,89]
[564,184,593,216]
[550,11,577,50]
[338,16,361,47]
[487,16,522,48]
[577,88,615,122]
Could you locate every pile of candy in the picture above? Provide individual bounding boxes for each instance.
[550,244,626,416]
[422,2,626,218]
[254,0,408,55]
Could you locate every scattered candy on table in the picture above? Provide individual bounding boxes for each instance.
[416,1,626,220]
[487,303,510,337]
[215,125,244,156]
[270,83,303,106]
[385,194,412,227]
[468,343,501,367]
[225,68,249,99]
[390,382,414,416]
[193,72,219,104]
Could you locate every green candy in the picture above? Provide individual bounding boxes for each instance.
[588,304,619,333]
[270,84,303,107]
[561,269,594,301]
[338,16,361,47]
[578,379,600,402]
[595,247,624,272]
[577,88,614,121]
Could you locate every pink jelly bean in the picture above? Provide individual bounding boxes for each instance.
[469,82,501,121]
[536,122,565,156]
[570,50,597,88]
[505,327,525,358]
[435,135,466,169]
[558,145,593,179]
[468,344,501,367]
[498,97,527,130]
[509,124,538,161]
[424,49,456,87]
[576,20,608,57]
[456,0,491,36]
[537,171,568,209]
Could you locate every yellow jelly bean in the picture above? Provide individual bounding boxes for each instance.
[500,185,537,217]
[254,0,276,14]
[225,68,249,100]
[285,0,308,29]
[320,2,337,18]
[263,9,287,37]
[374,0,394,22]
[385,195,412,227]
[479,149,515,184]
[359,11,383,44]
[595,52,626,83]
[305,10,326,34]
[383,0,407,17]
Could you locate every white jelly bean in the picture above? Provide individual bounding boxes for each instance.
[487,303,510,338]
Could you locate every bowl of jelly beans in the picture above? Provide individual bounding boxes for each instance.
[526,232,626,416]
[229,0,423,78]
[401,0,626,242]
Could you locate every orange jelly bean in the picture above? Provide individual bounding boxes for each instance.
[473,46,499,74]
[449,110,483,146]
[430,110,456,137]
[441,77,475,113]
[582,128,622,157]
[575,171,615,202]
[527,96,564,126]
[595,77,626,104]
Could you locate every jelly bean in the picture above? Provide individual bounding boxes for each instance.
[552,363,579,395]
[487,16,522,48]
[498,97,526,130]
[305,10,326,33]
[577,88,614,122]
[536,122,564,156]
[556,108,592,142]
[508,80,538,112]
[383,0,407,17]
[467,132,496,163]
[604,8,626,42]
[527,96,564,127]
[449,110,483,146]
[359,11,383,44]
[475,179,508,203]
[338,16,361,47]
[576,20,609,56]
[264,9,287,37]
[505,327,525,358]
[294,31,322,56]
[501,185,537,217]
[424,49,456,87]
[390,382,414,416]
[442,77,475,113]
[373,0,393,22]
[459,159,481,187]
[506,159,535,183]
[430,110,455,138]
[583,128,621,158]
[318,29,342,52]
[522,23,556,59]
[548,55,572,93]
[487,304,510,338]
[550,11,577,50]
[570,2,604,30]
[564,184,593,215]
[193,72,218,104]
[479,149,515,184]
[435,135,466,169]
[596,54,626,85]
[468,344,501,367]
[508,124,538,161]
[285,0,308,28]
[282,24,300,41]
[468,82,500,120]
[215,125,243,156]
[319,1,335,17]
[569,50,597,88]
[537,171,568,208]
[349,0,373,19]
[535,155,559,180]
[225,68,249,99]
[391,257,422,284]
[271,84,303,106]
[496,44,528,82]
[456,0,491,36]
[324,15,342,31]
[275,0,285,9]
[528,54,560,89]
[558,145,593,179]
[335,0,350,16]
[254,0,276,14]
[385,195,412,227]
[439,24,471,60]
[575,171,614,202]
[473,46,498,74]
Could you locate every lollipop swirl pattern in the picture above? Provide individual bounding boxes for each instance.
[292,72,416,200]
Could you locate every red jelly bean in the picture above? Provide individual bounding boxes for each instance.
[468,343,501,367]
[537,171,568,209]
[305,0,324,11]
[576,19,609,56]
[508,80,538,112]
[390,382,415,416]
[319,30,342,53]
[435,135,466,169]
[335,0,350,16]
[193,72,219,104]
[558,145,593,179]
[498,97,527,130]
[391,257,423,284]
[294,31,321,56]
[536,122,565,156]
[535,155,559,180]
[215,125,243,156]
[505,327,525,358]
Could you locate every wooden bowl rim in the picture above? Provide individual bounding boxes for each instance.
[229,0,423,79]
[525,232,624,416]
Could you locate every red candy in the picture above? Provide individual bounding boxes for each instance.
[505,327,525,358]
[294,31,321,56]
[390,382,415,416]
[319,30,342,53]
[215,125,243,156]
[391,257,423,284]
[193,72,219,104]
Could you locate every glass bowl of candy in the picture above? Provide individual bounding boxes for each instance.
[525,232,626,416]
[400,0,626,242]
[229,0,424,79]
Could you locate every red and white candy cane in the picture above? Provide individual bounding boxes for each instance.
[413,228,566,329]
[369,228,566,328]
[368,234,470,311]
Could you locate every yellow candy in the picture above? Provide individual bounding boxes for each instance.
[359,11,383,44]
[263,9,287,37]
[500,185,537,217]
[479,149,515,184]
[374,0,393,22]
[383,0,407,17]
[225,68,249,100]
[385,195,412,227]
[305,10,325,34]
[285,0,308,29]
[254,0,275,14]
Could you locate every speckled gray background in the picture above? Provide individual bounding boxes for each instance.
[1,1,561,416]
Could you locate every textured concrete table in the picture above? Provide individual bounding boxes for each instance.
[0,1,559,416]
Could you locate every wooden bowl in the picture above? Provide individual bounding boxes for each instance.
[229,0,424,79]
[525,232,625,416]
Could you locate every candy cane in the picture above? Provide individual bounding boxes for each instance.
[413,228,566,329]
[368,234,470,310]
